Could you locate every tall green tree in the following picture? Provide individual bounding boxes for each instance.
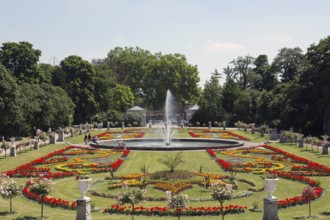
[0,41,45,83]
[0,64,23,136]
[60,55,98,123]
[297,36,330,135]
[109,84,135,112]
[252,55,278,91]
[194,74,223,124]
[105,47,200,110]
[225,55,255,89]
[221,78,240,125]
[271,47,305,83]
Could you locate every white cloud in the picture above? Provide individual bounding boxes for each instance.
[202,40,246,53]
[262,34,293,43]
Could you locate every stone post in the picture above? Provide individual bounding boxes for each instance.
[223,121,226,130]
[270,129,278,140]
[322,145,329,155]
[298,139,304,148]
[263,197,279,220]
[76,197,92,220]
[50,133,56,144]
[107,122,110,131]
[208,122,211,129]
[10,137,16,157]
[121,122,125,129]
[57,130,65,142]
[142,114,146,127]
[34,136,39,150]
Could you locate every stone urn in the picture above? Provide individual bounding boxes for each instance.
[264,178,278,199]
[78,178,91,199]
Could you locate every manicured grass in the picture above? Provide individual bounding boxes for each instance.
[1,129,330,219]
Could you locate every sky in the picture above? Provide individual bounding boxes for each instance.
[0,0,329,85]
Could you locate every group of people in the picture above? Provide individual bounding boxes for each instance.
[84,133,99,145]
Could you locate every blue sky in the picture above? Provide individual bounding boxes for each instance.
[1,0,329,85]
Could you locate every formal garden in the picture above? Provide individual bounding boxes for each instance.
[1,127,330,220]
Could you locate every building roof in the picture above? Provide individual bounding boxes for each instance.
[127,106,145,112]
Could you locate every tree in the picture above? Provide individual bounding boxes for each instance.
[0,176,22,214]
[109,84,135,112]
[225,55,255,89]
[60,55,98,123]
[105,47,200,110]
[18,83,75,132]
[29,178,52,220]
[0,41,45,83]
[252,55,278,91]
[1,141,10,158]
[271,47,305,83]
[221,78,240,125]
[211,181,233,220]
[0,65,24,136]
[157,152,185,172]
[304,36,330,136]
[194,74,223,124]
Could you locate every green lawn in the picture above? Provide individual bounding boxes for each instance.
[1,129,330,220]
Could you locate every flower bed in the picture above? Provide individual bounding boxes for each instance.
[22,180,76,210]
[3,146,128,178]
[103,204,247,216]
[208,144,327,209]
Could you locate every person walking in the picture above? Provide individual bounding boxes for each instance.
[84,134,88,145]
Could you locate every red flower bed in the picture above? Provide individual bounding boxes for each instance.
[278,187,323,208]
[103,204,247,216]
[121,149,130,157]
[2,145,128,178]
[207,149,216,157]
[22,185,76,210]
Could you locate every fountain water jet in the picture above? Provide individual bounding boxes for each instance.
[162,90,176,146]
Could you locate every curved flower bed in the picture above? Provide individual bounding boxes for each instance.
[207,145,326,209]
[188,129,250,141]
[103,204,247,216]
[22,185,76,210]
[1,145,130,211]
[3,146,129,178]
[97,130,145,140]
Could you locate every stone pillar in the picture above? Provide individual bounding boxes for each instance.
[121,122,124,130]
[208,122,211,129]
[322,146,329,155]
[279,134,286,143]
[34,137,39,150]
[10,137,16,157]
[107,122,110,131]
[223,121,226,130]
[298,139,304,148]
[263,197,279,220]
[57,130,65,142]
[142,114,146,127]
[50,135,56,144]
[76,197,92,220]
[270,129,278,140]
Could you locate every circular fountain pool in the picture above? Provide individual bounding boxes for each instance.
[91,138,243,151]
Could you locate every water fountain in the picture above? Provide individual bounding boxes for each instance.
[162,90,176,146]
[92,90,243,150]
